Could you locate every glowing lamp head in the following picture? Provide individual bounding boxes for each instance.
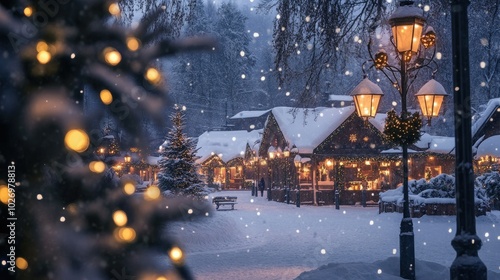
[350,78,384,120]
[268,146,276,159]
[283,146,290,158]
[416,79,447,125]
[388,1,426,53]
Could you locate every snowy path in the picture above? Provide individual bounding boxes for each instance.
[168,191,500,280]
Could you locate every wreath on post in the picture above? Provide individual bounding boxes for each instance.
[383,109,423,146]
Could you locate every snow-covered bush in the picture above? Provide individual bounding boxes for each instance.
[475,171,500,209]
[380,173,489,208]
[409,174,455,198]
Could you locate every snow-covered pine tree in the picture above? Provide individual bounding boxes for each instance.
[158,107,207,198]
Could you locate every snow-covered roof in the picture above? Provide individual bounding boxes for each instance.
[380,148,419,154]
[427,136,455,154]
[196,129,262,164]
[147,156,160,165]
[370,113,386,133]
[328,94,353,102]
[475,135,500,158]
[472,97,500,137]
[271,106,355,154]
[229,110,271,119]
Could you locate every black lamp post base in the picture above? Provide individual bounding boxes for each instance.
[400,217,415,280]
[450,235,487,280]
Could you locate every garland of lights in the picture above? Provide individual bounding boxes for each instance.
[383,109,422,146]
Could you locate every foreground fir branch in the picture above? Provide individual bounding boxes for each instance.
[0,1,215,279]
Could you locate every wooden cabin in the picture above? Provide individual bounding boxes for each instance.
[472,98,500,173]
[257,106,455,205]
[196,129,262,190]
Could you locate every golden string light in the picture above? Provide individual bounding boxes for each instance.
[374,51,388,70]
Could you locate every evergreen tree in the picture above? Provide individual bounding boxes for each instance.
[158,107,207,198]
[171,1,254,135]
[0,1,214,279]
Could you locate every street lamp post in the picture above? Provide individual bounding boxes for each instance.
[350,1,446,279]
[283,145,290,187]
[124,153,132,174]
[449,1,486,279]
[268,146,276,201]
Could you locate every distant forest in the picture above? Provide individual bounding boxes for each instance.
[87,0,500,149]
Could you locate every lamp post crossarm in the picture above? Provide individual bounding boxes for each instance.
[407,47,437,73]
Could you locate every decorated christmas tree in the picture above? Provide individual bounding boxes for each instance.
[0,1,214,279]
[158,107,208,198]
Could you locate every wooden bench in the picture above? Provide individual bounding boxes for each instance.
[212,196,238,210]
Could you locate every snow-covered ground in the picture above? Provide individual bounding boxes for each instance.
[168,191,500,280]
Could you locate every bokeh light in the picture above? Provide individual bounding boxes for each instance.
[64,129,90,153]
[123,183,136,195]
[126,37,140,51]
[103,47,122,66]
[108,3,121,16]
[146,67,162,84]
[0,185,9,204]
[113,210,128,227]
[144,185,161,200]
[16,257,28,270]
[169,246,184,264]
[99,89,113,105]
